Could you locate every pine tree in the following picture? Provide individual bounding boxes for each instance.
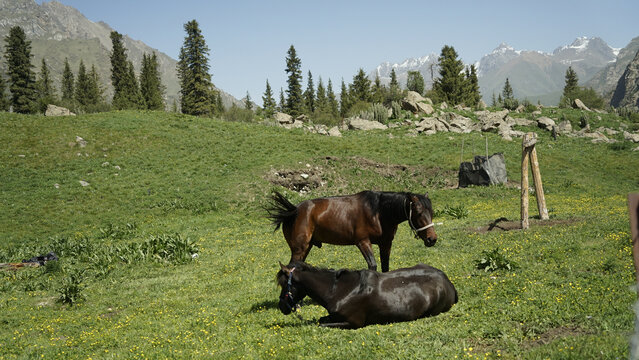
[284,45,303,116]
[74,60,90,107]
[177,20,216,116]
[389,68,401,103]
[0,71,10,111]
[4,26,37,113]
[339,79,350,117]
[61,58,74,102]
[563,66,578,98]
[140,52,165,110]
[464,64,481,107]
[315,77,327,113]
[432,45,466,105]
[110,31,144,109]
[559,66,579,107]
[278,88,285,112]
[502,78,514,100]
[127,60,145,109]
[371,74,385,104]
[350,68,371,103]
[304,70,315,114]
[406,71,425,95]
[327,79,338,117]
[244,91,252,110]
[501,78,518,110]
[262,79,276,118]
[35,58,56,112]
[86,64,104,107]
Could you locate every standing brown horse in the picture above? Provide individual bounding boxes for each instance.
[266,190,437,272]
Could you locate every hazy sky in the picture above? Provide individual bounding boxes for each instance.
[36,0,639,104]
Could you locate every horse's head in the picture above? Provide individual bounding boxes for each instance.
[276,262,307,315]
[408,193,437,247]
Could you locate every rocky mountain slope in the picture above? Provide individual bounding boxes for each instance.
[610,48,639,110]
[586,36,639,100]
[0,0,240,109]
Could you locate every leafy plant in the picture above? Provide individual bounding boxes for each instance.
[435,204,469,219]
[474,247,518,272]
[57,270,86,305]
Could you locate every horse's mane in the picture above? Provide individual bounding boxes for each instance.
[359,191,432,217]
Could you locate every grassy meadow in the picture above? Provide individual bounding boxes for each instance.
[0,109,638,359]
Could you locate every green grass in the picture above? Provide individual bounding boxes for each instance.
[1,110,637,359]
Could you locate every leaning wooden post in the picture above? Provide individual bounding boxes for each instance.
[529,142,549,220]
[521,134,532,229]
[629,194,639,287]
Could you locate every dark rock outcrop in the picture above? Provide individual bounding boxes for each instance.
[611,49,639,110]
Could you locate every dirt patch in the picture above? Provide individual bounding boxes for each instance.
[470,218,582,234]
[265,166,326,193]
[525,325,593,348]
[265,156,458,193]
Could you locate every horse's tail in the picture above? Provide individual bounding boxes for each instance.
[265,191,298,231]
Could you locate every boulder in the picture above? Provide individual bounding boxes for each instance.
[274,112,293,124]
[624,131,639,143]
[45,104,75,116]
[328,126,342,137]
[440,102,448,110]
[416,117,438,133]
[536,117,556,131]
[442,112,473,133]
[557,120,573,134]
[458,153,507,188]
[348,117,388,131]
[572,99,591,111]
[405,91,426,104]
[416,102,435,115]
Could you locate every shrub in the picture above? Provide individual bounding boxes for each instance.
[391,101,402,119]
[57,270,85,305]
[475,248,518,272]
[224,104,254,122]
[370,103,389,123]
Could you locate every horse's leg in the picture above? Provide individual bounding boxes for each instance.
[285,213,314,264]
[356,240,377,271]
[379,242,392,273]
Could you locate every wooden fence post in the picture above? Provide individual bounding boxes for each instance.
[629,194,639,287]
[521,132,548,229]
[530,146,549,220]
[521,134,532,229]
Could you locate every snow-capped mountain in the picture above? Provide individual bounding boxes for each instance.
[368,37,622,105]
[369,54,439,89]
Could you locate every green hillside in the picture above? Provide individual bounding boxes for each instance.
[0,111,637,358]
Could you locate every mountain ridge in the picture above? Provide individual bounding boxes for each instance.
[0,0,241,109]
[369,36,625,106]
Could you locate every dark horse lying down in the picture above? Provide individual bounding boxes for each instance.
[266,190,437,272]
[277,261,457,329]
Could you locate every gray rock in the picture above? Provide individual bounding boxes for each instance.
[557,120,573,134]
[76,136,87,148]
[348,117,388,131]
[624,131,639,143]
[328,126,342,137]
[573,98,591,111]
[536,117,556,131]
[274,112,293,124]
[45,104,75,116]
[458,153,507,187]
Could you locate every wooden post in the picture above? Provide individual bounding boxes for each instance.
[521,132,548,229]
[629,194,639,287]
[529,146,549,220]
[521,134,531,229]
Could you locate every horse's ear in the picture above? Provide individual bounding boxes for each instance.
[279,261,288,273]
[424,192,429,198]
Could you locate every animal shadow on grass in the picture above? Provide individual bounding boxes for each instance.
[249,300,319,328]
